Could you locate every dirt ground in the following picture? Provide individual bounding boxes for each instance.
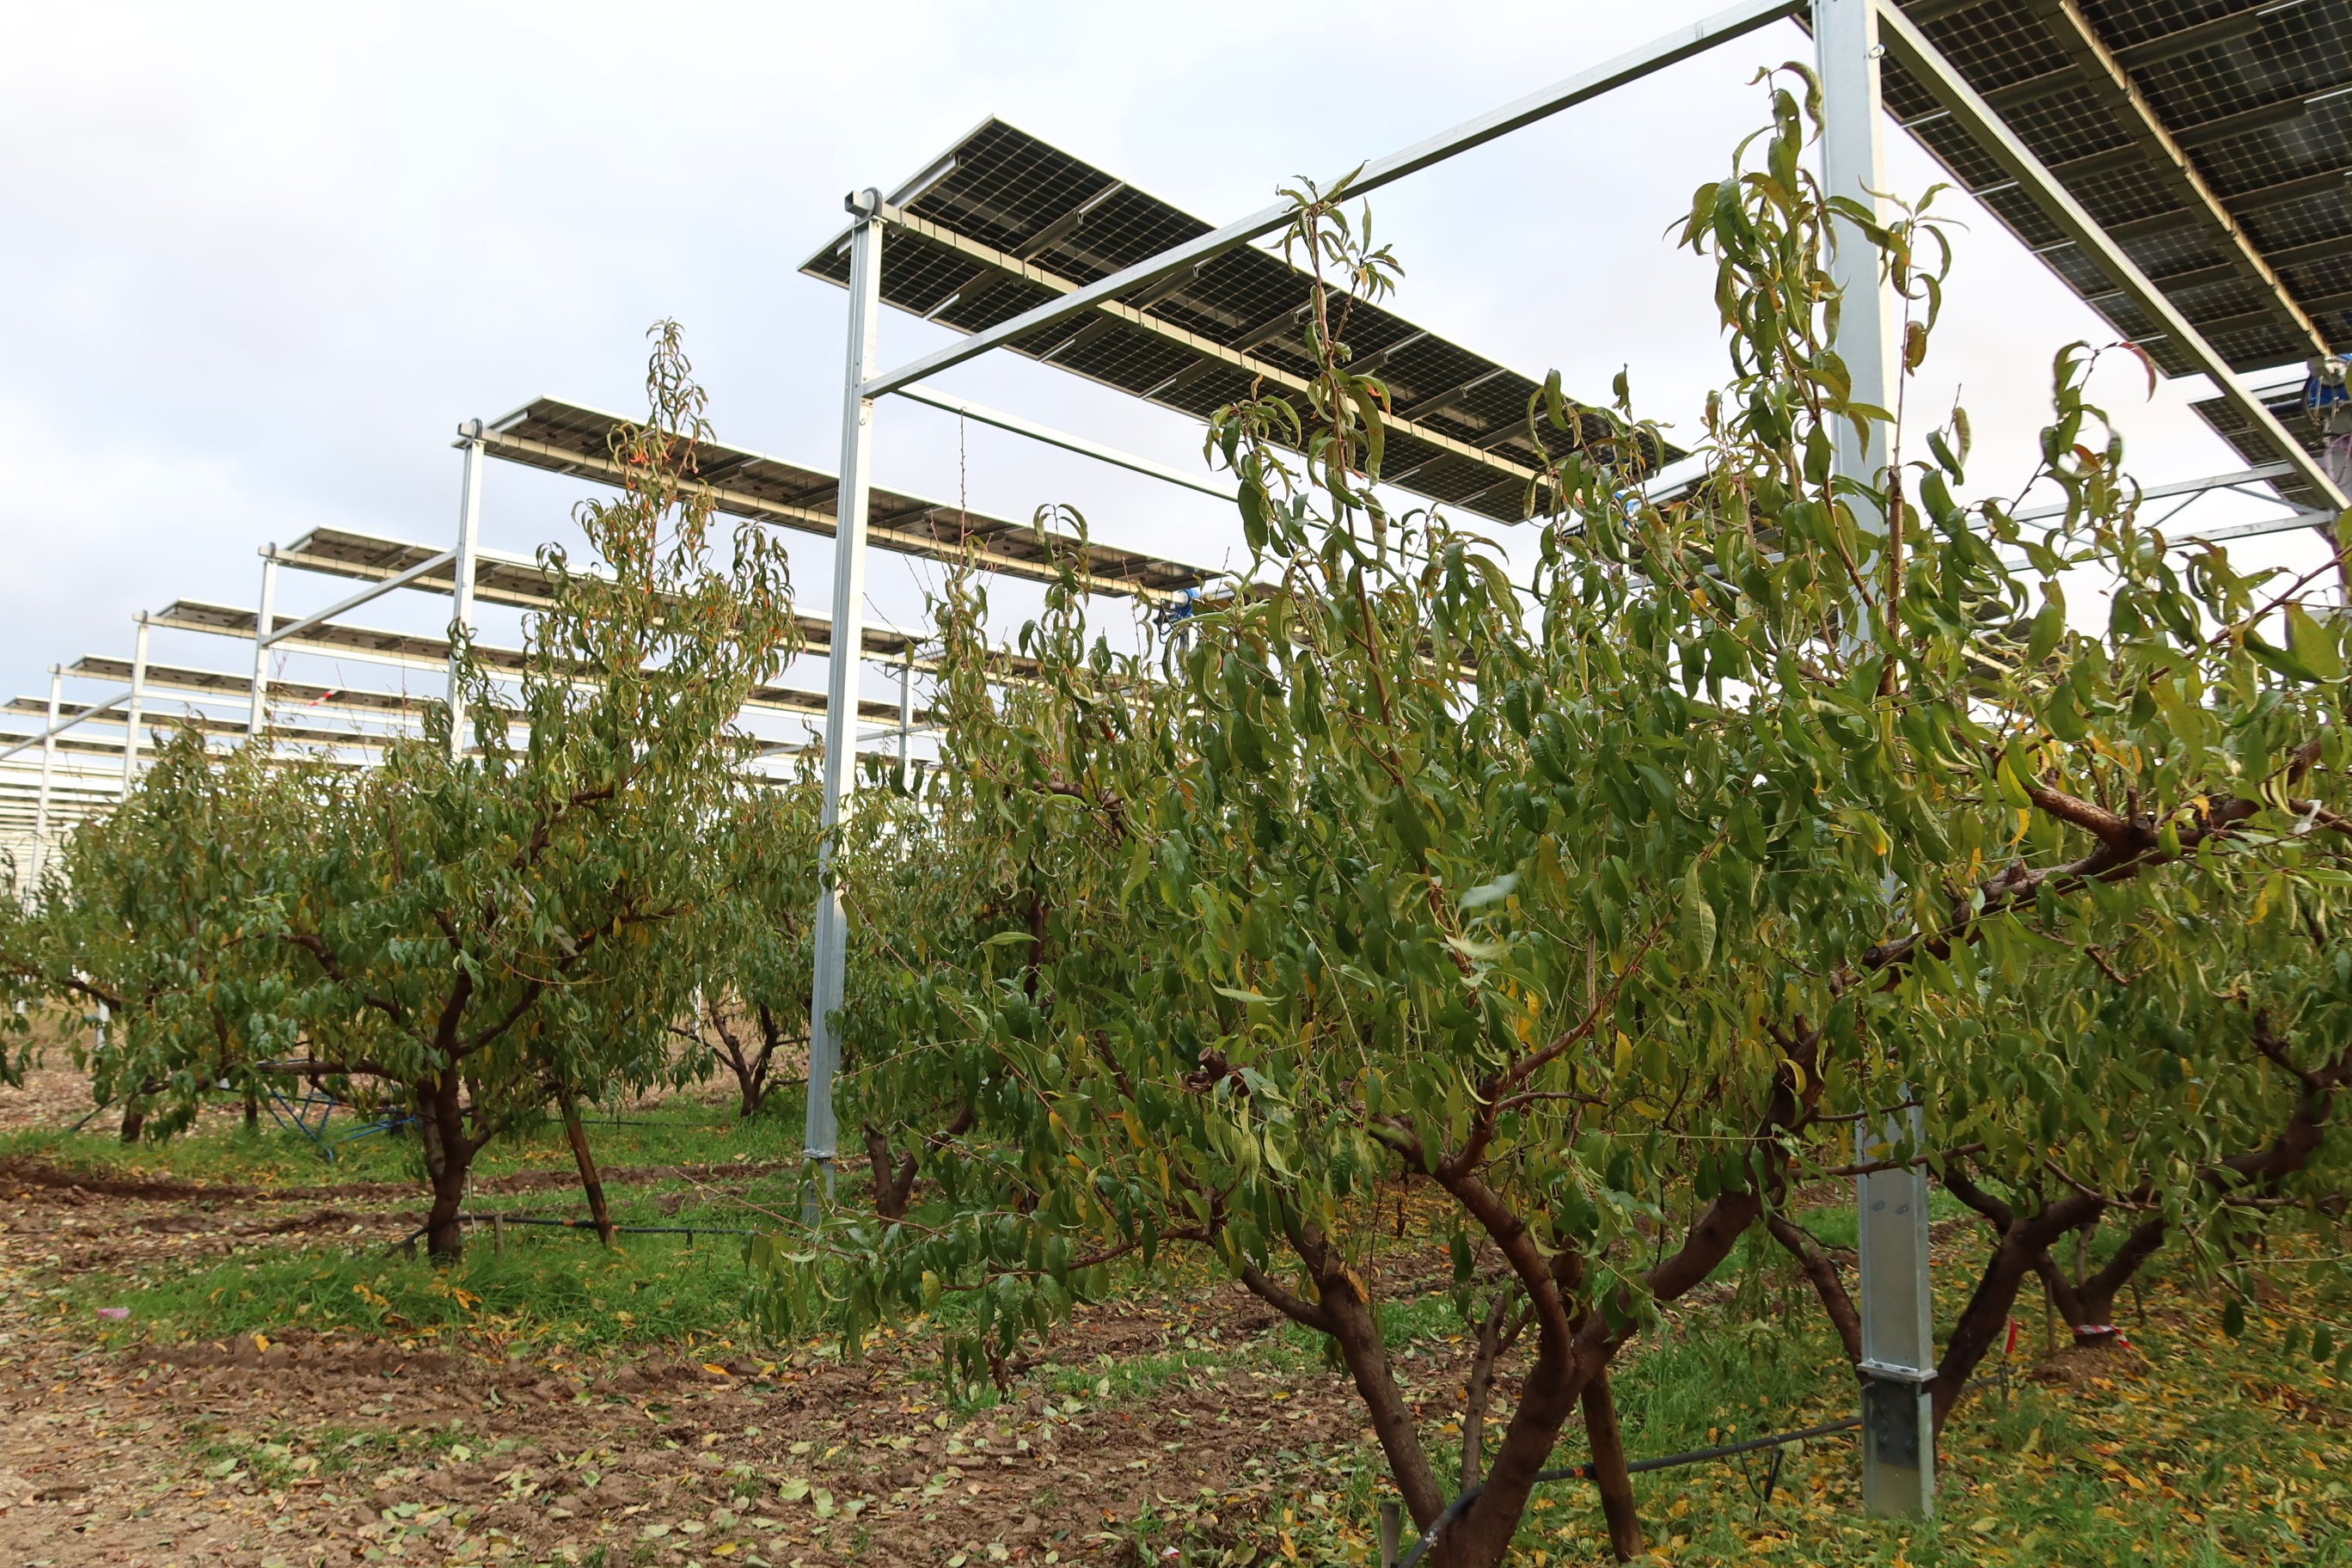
[0,1069,1392,1567]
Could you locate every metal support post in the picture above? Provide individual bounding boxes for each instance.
[896,647,915,790]
[29,667,61,889]
[805,188,885,1205]
[121,614,150,794]
[448,420,486,758]
[1858,1106,1937,1516]
[1816,0,1896,551]
[248,548,279,743]
[1821,0,1934,1517]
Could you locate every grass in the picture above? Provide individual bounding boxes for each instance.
[83,1233,764,1351]
[16,1087,816,1352]
[0,1087,808,1189]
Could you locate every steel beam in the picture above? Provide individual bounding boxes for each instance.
[897,647,916,791]
[2177,506,2338,544]
[861,0,1807,401]
[893,383,1240,500]
[0,684,136,766]
[480,424,1181,602]
[1876,3,2350,554]
[1819,0,1897,549]
[260,546,459,651]
[807,190,886,1192]
[2012,462,2295,521]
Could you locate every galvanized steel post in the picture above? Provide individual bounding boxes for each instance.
[896,646,915,790]
[805,188,886,1203]
[1819,0,1934,1516]
[121,614,150,793]
[248,548,279,744]
[449,420,487,759]
[29,667,62,888]
[1857,1108,1937,1514]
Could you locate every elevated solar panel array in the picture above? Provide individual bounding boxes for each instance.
[803,119,1672,527]
[1881,0,2350,511]
[483,395,1212,602]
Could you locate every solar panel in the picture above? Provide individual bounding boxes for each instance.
[1883,0,2351,504]
[483,397,1213,601]
[147,601,927,729]
[275,526,936,662]
[71,654,431,719]
[2188,377,2340,510]
[278,527,557,611]
[801,120,1675,527]
[1,698,390,755]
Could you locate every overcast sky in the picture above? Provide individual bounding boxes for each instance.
[0,0,2325,749]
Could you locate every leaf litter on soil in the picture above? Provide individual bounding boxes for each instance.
[1,1067,2346,1566]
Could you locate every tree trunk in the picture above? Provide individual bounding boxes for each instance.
[706,999,779,1120]
[242,1087,260,1131]
[864,1123,919,1219]
[1930,1170,2104,1432]
[1766,1212,1863,1369]
[1241,1222,1447,1532]
[1581,1368,1644,1563]
[417,1072,480,1262]
[558,1087,618,1246]
[118,1103,145,1144]
[2073,1215,2167,1327]
[2037,1213,2167,1340]
[1459,1294,1522,1488]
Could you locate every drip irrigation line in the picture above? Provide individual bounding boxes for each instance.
[1396,1417,1862,1568]
[389,1212,756,1251]
[1395,1369,2012,1568]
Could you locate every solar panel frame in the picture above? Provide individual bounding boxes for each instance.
[1882,0,2351,511]
[481,396,1215,600]
[802,119,1678,526]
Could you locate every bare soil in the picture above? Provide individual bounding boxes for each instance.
[0,1144,1387,1567]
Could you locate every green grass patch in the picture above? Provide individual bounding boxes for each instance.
[83,1229,764,1351]
[0,1090,804,1191]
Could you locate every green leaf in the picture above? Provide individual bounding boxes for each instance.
[1680,867,1717,971]
[1994,755,2034,811]
[1461,873,1519,912]
[1926,429,1964,483]
[2025,596,2065,665]
[2245,630,2330,685]
[2285,603,2343,681]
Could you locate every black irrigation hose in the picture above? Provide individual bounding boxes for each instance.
[1396,1370,2014,1568]
[480,1216,757,1237]
[1396,1418,1864,1568]
[387,1214,756,1252]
